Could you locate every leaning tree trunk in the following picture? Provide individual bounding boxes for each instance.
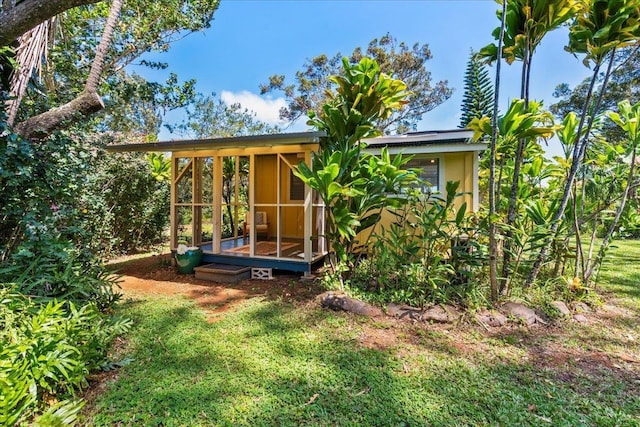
[0,0,101,47]
[13,91,104,139]
[526,50,616,286]
[13,0,123,141]
[488,0,507,302]
[585,146,637,283]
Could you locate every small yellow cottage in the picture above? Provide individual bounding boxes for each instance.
[107,129,485,275]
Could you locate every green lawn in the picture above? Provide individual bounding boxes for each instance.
[84,243,640,426]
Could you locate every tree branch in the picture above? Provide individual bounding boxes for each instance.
[2,0,14,13]
[0,0,101,46]
[13,0,123,140]
[13,90,104,139]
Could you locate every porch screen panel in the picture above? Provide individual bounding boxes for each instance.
[176,205,193,245]
[312,200,326,255]
[280,154,304,241]
[199,206,213,246]
[251,153,310,260]
[236,156,249,239]
[201,158,214,204]
[176,161,192,203]
[220,156,249,243]
[172,157,215,249]
[253,154,277,258]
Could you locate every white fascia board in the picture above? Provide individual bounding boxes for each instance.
[364,143,487,155]
[362,129,475,145]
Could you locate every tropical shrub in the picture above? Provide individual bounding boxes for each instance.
[295,57,415,280]
[349,181,487,308]
[0,128,122,307]
[0,240,121,310]
[0,288,131,425]
[82,150,170,257]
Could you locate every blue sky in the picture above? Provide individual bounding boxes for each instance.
[131,0,593,143]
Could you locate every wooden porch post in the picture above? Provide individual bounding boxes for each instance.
[212,156,222,254]
[303,150,312,266]
[170,154,177,249]
[249,154,255,257]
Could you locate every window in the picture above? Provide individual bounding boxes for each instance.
[406,157,439,193]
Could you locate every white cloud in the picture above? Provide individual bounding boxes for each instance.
[220,90,288,126]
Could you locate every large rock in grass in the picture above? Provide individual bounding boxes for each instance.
[573,314,588,323]
[476,310,508,327]
[421,304,461,323]
[500,302,546,326]
[387,303,422,320]
[571,301,591,313]
[317,291,384,317]
[551,301,571,316]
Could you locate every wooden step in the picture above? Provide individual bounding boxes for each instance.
[194,263,251,284]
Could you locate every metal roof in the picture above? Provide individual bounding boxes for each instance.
[105,129,482,153]
[363,129,476,147]
[105,131,326,153]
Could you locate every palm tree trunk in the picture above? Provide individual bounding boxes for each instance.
[585,146,637,282]
[489,0,507,302]
[85,0,122,93]
[526,50,616,286]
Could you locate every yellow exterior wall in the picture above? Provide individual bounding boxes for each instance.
[443,152,475,210]
[355,151,477,246]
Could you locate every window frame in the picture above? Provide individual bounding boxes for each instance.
[405,155,442,194]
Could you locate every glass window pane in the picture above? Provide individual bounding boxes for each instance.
[406,157,439,193]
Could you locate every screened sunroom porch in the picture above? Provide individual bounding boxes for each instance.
[108,132,328,274]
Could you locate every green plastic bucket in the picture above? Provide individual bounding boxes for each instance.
[175,247,203,274]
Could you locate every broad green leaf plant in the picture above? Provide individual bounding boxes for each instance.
[528,0,640,285]
[584,100,640,280]
[294,57,417,282]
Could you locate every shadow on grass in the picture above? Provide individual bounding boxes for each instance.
[597,241,640,300]
[86,296,640,427]
[597,270,640,300]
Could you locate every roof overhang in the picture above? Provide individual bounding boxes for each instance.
[105,131,326,153]
[105,128,486,155]
[365,142,487,155]
[363,129,485,154]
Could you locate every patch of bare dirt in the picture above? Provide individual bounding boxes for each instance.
[528,343,640,396]
[358,320,398,350]
[108,253,324,321]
